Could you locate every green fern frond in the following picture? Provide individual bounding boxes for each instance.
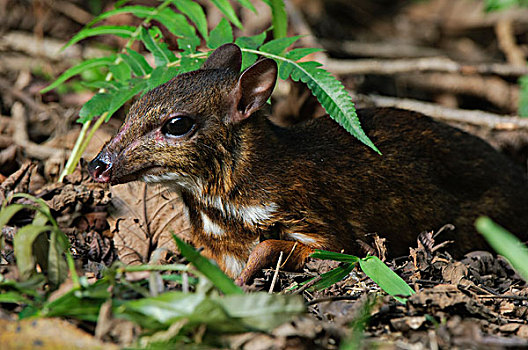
[242,48,380,154]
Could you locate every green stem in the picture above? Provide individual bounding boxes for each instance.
[59,119,91,182]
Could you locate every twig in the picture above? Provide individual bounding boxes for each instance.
[50,0,93,25]
[476,294,528,301]
[324,57,528,77]
[319,39,442,58]
[305,294,360,306]
[495,19,525,66]
[11,102,69,159]
[363,94,528,131]
[291,275,322,295]
[268,251,283,294]
[0,76,45,112]
[398,73,518,112]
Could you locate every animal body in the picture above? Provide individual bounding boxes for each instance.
[89,44,528,284]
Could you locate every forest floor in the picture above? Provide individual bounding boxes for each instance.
[1,0,528,349]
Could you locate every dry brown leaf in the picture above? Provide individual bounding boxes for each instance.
[108,182,191,265]
[0,317,118,350]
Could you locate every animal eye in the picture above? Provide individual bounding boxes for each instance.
[162,116,195,137]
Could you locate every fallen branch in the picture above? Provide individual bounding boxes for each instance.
[324,57,528,77]
[11,102,69,159]
[362,94,528,131]
[319,39,442,58]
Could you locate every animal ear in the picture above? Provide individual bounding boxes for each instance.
[202,43,242,73]
[229,58,278,123]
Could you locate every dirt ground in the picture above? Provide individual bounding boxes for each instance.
[1,0,528,349]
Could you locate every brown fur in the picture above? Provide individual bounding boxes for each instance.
[89,44,528,283]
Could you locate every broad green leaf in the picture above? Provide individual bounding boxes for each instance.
[123,291,304,332]
[309,263,355,291]
[153,8,195,38]
[0,204,29,229]
[12,193,57,226]
[476,217,528,281]
[140,27,176,67]
[39,279,111,321]
[172,0,209,40]
[109,60,132,81]
[47,229,69,288]
[63,25,136,49]
[173,235,243,295]
[177,35,201,53]
[87,5,155,26]
[235,0,257,13]
[311,250,360,263]
[217,292,305,331]
[207,18,233,49]
[0,291,31,304]
[210,0,243,29]
[126,48,153,75]
[359,256,414,303]
[286,47,325,61]
[179,55,204,73]
[518,75,528,117]
[145,66,180,91]
[236,32,267,69]
[259,36,301,55]
[289,60,379,152]
[123,292,228,329]
[78,92,113,123]
[40,56,116,93]
[267,0,288,39]
[14,225,52,280]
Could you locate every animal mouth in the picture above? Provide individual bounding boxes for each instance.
[110,166,165,185]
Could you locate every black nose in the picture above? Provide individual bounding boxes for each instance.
[88,154,112,183]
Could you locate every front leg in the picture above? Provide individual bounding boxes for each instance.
[235,239,315,286]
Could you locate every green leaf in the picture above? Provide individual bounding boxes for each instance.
[109,60,132,81]
[207,18,233,49]
[259,36,301,55]
[177,35,201,54]
[518,75,528,117]
[153,8,196,38]
[78,92,113,122]
[234,0,257,13]
[236,32,267,70]
[140,27,176,67]
[47,229,69,288]
[210,0,243,29]
[310,263,355,291]
[476,217,528,282]
[311,250,360,263]
[179,55,204,73]
[145,66,180,91]
[63,25,136,49]
[359,256,414,303]
[267,0,288,39]
[125,48,153,75]
[14,225,52,280]
[40,56,116,93]
[286,47,325,61]
[0,204,29,229]
[0,291,31,304]
[39,279,111,321]
[288,60,379,153]
[217,292,305,331]
[173,235,243,295]
[87,5,155,26]
[123,291,304,332]
[172,0,209,40]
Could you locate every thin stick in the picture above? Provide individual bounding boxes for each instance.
[269,251,284,294]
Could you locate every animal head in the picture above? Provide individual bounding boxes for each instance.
[88,44,277,190]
